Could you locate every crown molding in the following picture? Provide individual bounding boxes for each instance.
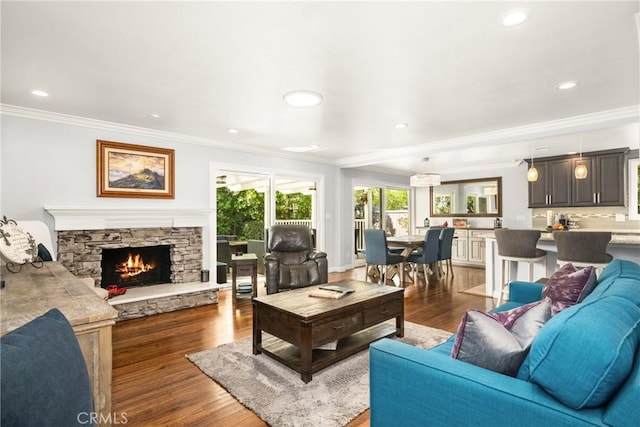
[0,104,334,166]
[3,103,638,171]
[336,105,640,168]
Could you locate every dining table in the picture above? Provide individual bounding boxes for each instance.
[386,235,427,258]
[386,234,442,281]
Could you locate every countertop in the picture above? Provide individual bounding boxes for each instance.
[537,231,640,245]
[419,227,639,245]
[479,229,639,245]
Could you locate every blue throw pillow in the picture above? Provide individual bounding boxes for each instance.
[451,299,551,376]
[1,308,94,426]
[523,296,640,409]
[37,243,53,262]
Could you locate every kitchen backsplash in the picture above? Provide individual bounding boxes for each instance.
[532,206,640,231]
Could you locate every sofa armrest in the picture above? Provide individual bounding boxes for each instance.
[508,281,544,304]
[370,339,604,427]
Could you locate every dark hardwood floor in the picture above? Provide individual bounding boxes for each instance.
[112,265,495,426]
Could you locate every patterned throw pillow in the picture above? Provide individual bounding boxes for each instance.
[542,263,597,315]
[450,299,552,376]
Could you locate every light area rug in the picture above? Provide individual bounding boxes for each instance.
[187,321,451,427]
[459,284,490,297]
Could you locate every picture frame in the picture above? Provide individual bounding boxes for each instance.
[97,140,175,199]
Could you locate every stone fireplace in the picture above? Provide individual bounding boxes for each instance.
[101,244,172,288]
[45,206,217,320]
[57,227,203,287]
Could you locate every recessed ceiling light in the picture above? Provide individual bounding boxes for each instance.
[283,90,323,107]
[282,145,320,153]
[567,151,578,155]
[394,123,408,129]
[502,9,529,27]
[31,89,49,97]
[535,146,550,152]
[150,113,160,119]
[556,81,578,90]
[227,128,239,134]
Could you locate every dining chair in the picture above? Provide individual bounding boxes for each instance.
[553,231,612,275]
[437,227,456,278]
[364,229,404,285]
[406,228,441,282]
[495,229,547,304]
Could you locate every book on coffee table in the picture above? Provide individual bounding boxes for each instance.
[309,285,355,299]
[308,289,349,299]
[319,285,355,294]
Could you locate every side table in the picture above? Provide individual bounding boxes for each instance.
[230,253,258,301]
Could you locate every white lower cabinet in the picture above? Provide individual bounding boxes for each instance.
[452,229,492,266]
[451,229,468,263]
[468,237,485,263]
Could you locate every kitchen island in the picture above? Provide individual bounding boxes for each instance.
[483,230,640,299]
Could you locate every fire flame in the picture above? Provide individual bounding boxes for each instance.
[116,253,155,279]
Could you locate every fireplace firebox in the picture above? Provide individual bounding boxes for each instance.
[101,245,171,288]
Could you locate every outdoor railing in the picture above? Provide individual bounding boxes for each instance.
[355,219,366,252]
[272,215,407,254]
[274,219,313,228]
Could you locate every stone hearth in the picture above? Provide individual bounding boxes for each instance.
[107,281,218,320]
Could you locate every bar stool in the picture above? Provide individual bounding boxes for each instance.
[495,229,547,304]
[553,231,612,275]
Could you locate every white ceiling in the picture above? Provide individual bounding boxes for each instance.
[2,1,639,176]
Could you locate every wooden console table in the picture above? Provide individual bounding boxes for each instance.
[0,262,118,424]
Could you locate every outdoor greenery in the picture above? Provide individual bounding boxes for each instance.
[354,188,409,235]
[353,188,407,211]
[216,187,265,239]
[216,187,312,240]
[275,192,312,220]
[434,194,452,214]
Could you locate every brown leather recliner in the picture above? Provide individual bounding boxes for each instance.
[265,225,328,294]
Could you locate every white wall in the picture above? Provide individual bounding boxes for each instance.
[413,165,531,229]
[339,168,410,270]
[0,114,344,271]
[3,112,636,274]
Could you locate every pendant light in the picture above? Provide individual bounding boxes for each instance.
[527,147,538,182]
[574,135,588,180]
[410,157,441,187]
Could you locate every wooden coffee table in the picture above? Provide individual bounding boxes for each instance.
[252,279,404,383]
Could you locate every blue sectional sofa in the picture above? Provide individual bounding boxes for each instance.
[370,259,640,427]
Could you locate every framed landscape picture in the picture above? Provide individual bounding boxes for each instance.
[97,140,175,199]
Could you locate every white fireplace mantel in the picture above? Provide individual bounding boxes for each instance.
[44,206,214,231]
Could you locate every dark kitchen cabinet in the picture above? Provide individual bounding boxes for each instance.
[528,159,572,207]
[572,152,625,206]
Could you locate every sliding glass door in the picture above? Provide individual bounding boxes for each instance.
[215,172,270,241]
[353,185,410,263]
